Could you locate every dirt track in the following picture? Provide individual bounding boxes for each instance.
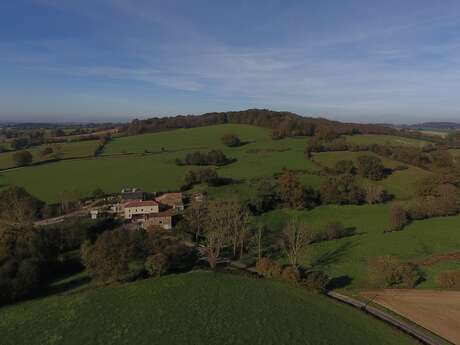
[362,290,460,345]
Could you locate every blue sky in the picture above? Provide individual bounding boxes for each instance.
[1,0,460,123]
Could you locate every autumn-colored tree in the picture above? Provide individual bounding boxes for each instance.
[388,205,409,231]
[0,187,43,229]
[145,253,170,277]
[357,155,385,180]
[365,185,388,204]
[12,150,33,166]
[369,256,422,288]
[82,229,144,282]
[278,170,316,209]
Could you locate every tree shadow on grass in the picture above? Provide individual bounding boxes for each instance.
[327,275,353,290]
[38,274,91,298]
[310,242,353,269]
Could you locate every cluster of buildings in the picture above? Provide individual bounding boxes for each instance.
[91,188,196,231]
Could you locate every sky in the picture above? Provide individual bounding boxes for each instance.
[1,0,460,123]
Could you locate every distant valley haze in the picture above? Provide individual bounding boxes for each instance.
[1,0,460,123]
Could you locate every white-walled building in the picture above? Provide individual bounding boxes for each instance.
[124,200,159,220]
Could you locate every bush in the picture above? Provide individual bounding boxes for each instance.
[12,150,33,166]
[177,150,232,166]
[184,168,218,187]
[145,253,170,277]
[357,155,385,180]
[301,271,330,292]
[437,271,460,289]
[365,185,388,204]
[323,222,354,241]
[221,133,241,147]
[281,266,300,284]
[320,175,365,205]
[0,257,42,305]
[40,147,54,157]
[369,256,423,288]
[256,257,282,278]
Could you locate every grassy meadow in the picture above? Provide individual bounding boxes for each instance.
[257,206,460,289]
[0,271,415,345]
[0,140,99,170]
[0,125,318,203]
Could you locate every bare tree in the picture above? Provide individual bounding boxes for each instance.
[255,225,265,261]
[227,201,250,258]
[200,200,231,268]
[185,200,208,241]
[282,220,312,267]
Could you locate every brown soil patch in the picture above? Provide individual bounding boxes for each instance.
[362,289,460,344]
[416,252,460,267]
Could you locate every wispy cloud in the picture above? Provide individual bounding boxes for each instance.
[3,0,460,121]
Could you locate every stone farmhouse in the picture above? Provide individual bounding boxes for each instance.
[91,189,185,230]
[124,200,159,220]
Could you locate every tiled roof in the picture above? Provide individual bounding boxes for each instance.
[124,200,159,208]
[155,192,183,205]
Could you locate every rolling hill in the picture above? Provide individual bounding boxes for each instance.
[0,271,416,345]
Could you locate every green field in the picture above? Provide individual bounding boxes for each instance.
[0,271,415,345]
[313,151,431,200]
[257,206,460,288]
[0,140,99,170]
[345,134,430,148]
[0,125,318,203]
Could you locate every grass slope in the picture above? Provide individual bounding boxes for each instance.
[258,206,460,288]
[0,140,99,170]
[0,271,415,345]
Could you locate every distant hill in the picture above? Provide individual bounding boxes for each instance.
[123,108,396,137]
[384,122,460,131]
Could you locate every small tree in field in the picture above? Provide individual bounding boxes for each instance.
[221,133,241,147]
[282,220,312,267]
[12,150,33,166]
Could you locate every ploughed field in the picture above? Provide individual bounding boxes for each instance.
[361,289,460,345]
[0,271,416,345]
